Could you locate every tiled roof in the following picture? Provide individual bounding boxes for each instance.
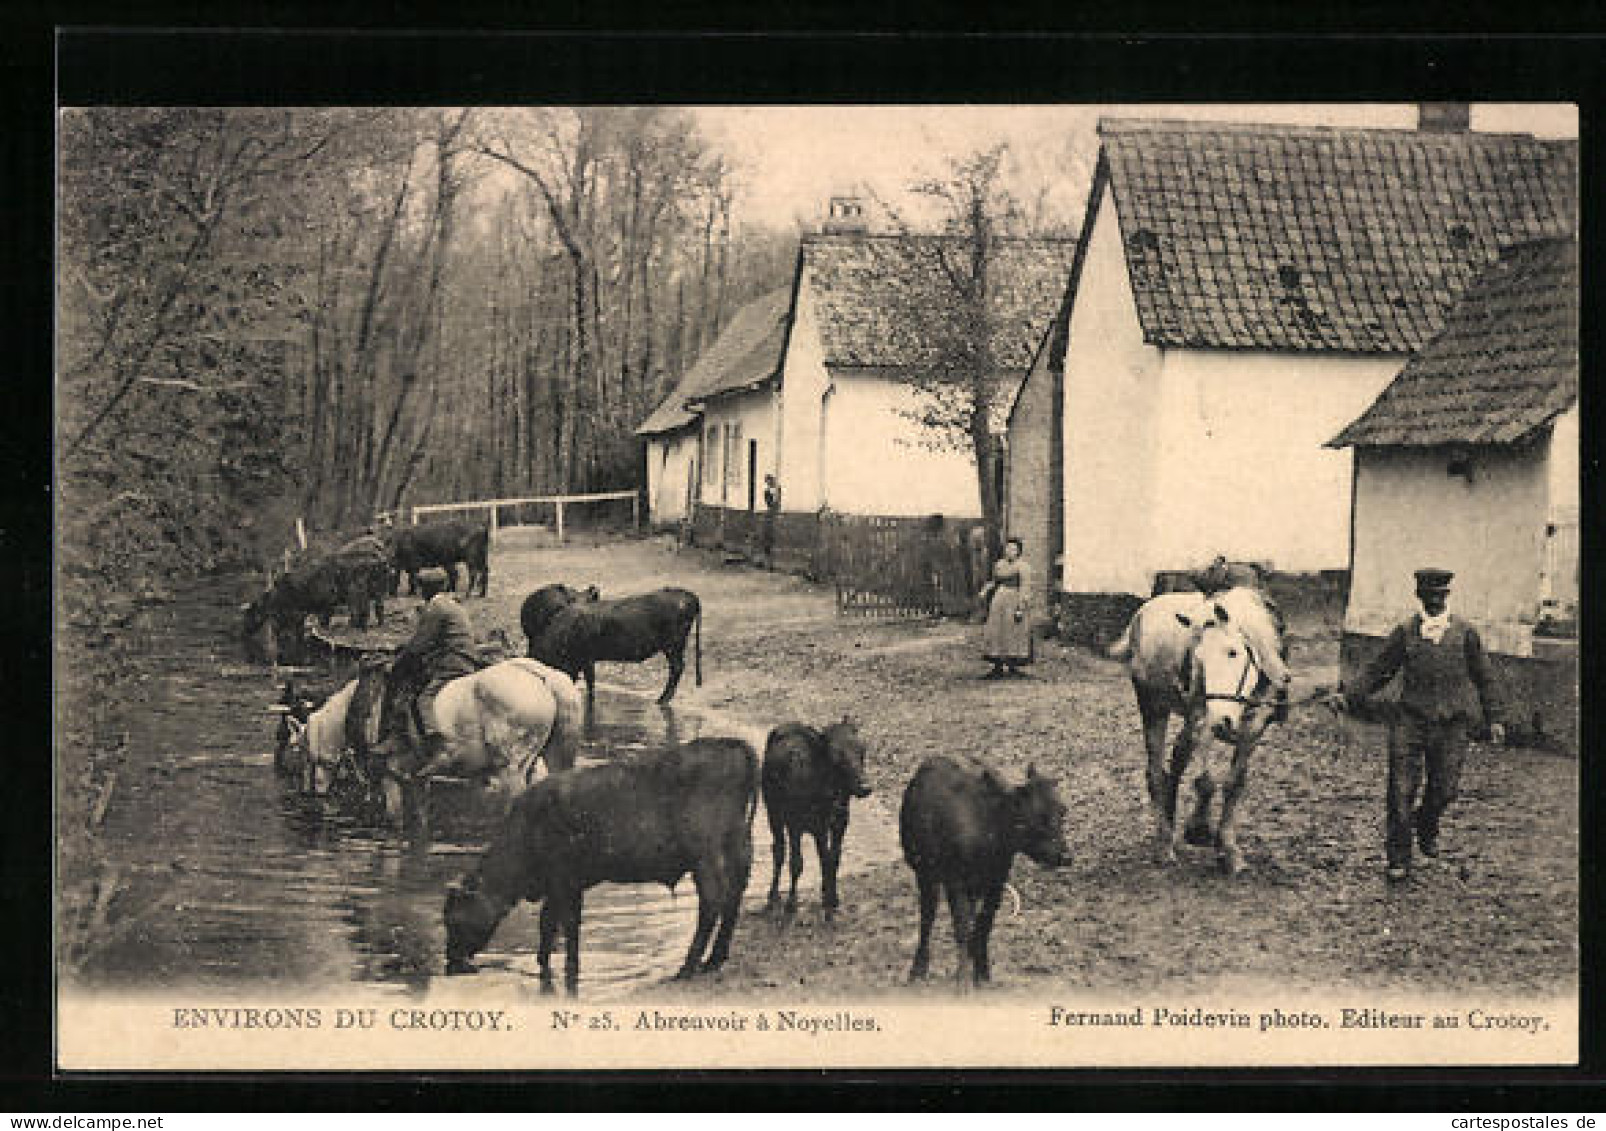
[636,288,792,435]
[1328,237,1577,448]
[804,233,1077,373]
[1100,119,1577,353]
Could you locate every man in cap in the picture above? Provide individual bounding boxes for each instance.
[1336,567,1506,883]
[390,566,480,779]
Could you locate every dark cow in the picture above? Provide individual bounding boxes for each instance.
[389,520,491,598]
[443,737,758,995]
[243,549,387,664]
[900,756,1071,985]
[527,587,703,706]
[762,720,872,918]
[331,535,389,629]
[518,583,600,648]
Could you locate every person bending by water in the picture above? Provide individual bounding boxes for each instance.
[980,536,1033,678]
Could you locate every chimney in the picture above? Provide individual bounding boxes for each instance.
[1418,102,1471,133]
[822,195,868,235]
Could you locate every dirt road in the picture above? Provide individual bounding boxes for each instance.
[477,533,1578,1001]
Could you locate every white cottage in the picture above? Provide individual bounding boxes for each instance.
[1329,237,1577,748]
[636,288,791,527]
[1007,116,1577,616]
[763,228,1072,520]
[658,207,1073,547]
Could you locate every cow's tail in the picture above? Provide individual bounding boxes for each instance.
[694,602,704,687]
[743,741,760,835]
[1106,617,1136,662]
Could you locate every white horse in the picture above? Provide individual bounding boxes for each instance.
[274,659,583,831]
[1108,587,1291,875]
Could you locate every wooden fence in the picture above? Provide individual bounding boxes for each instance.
[689,504,979,618]
[819,513,976,618]
[376,490,640,542]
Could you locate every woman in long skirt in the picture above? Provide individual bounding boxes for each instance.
[980,536,1033,677]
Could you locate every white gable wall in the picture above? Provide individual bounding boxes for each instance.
[1541,406,1580,614]
[1060,179,1405,594]
[1548,405,1579,515]
[1347,442,1550,656]
[776,282,830,512]
[1149,348,1401,574]
[1061,181,1165,594]
[645,430,699,524]
[820,373,983,517]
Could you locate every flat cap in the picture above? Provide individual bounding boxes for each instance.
[1413,567,1454,590]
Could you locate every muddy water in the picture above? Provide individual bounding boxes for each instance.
[76,583,897,1001]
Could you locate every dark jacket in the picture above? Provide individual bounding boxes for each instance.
[398,594,479,683]
[1347,614,1503,726]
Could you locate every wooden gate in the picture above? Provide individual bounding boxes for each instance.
[820,514,974,618]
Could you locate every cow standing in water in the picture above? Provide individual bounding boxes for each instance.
[443,737,758,995]
[1107,587,1291,875]
[761,720,872,918]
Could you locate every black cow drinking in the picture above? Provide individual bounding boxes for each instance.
[761,720,872,918]
[526,586,702,706]
[899,756,1071,985]
[243,546,388,664]
[443,737,758,995]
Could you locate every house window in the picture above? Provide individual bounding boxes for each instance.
[704,424,719,489]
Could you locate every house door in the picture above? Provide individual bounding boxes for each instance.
[747,440,759,512]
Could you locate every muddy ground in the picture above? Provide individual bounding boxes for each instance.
[62,529,1577,1002]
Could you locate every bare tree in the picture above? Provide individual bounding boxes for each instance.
[860,145,1026,554]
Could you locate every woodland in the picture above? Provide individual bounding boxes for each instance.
[58,107,797,605]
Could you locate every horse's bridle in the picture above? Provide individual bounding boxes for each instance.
[1198,634,1276,709]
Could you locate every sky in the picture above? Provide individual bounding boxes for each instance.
[692,103,1578,232]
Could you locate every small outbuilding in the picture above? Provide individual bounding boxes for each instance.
[1329,236,1578,748]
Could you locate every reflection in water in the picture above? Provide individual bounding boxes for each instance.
[82,665,895,1000]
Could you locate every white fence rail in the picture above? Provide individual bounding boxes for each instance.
[377,490,640,543]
